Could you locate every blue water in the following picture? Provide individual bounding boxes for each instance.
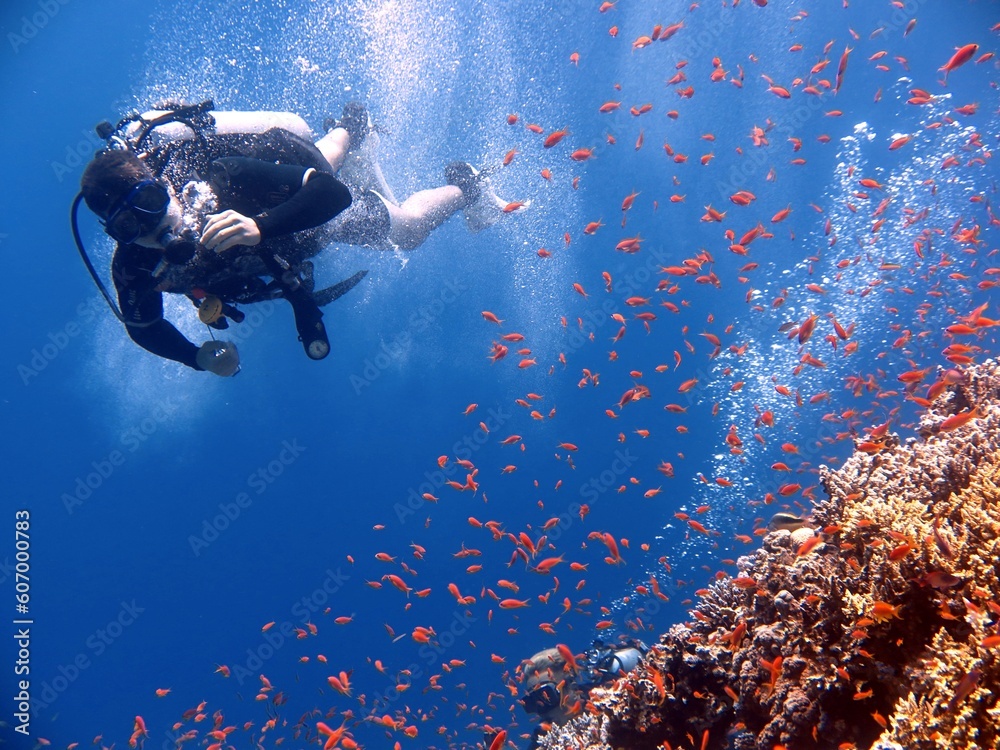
[1,0,997,748]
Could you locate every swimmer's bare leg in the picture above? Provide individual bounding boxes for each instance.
[315,127,350,173]
[385,186,466,250]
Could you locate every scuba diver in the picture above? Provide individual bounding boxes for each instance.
[73,100,511,375]
[511,637,646,749]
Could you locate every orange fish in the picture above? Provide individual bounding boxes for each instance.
[771,206,791,223]
[939,407,978,431]
[621,190,640,211]
[835,46,852,93]
[534,556,564,574]
[796,535,823,556]
[498,598,529,609]
[544,128,570,148]
[556,644,580,671]
[678,378,698,393]
[940,44,978,83]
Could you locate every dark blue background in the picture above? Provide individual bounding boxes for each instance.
[1,0,996,748]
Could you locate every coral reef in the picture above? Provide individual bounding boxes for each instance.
[540,361,1000,750]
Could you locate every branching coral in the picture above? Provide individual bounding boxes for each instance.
[541,361,1000,750]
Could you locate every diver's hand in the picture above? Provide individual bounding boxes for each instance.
[201,210,261,253]
[196,341,240,376]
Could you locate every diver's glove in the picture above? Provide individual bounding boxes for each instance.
[196,341,240,376]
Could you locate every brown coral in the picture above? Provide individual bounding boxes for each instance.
[541,361,1000,750]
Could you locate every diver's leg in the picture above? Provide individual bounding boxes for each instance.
[385,186,466,250]
[315,127,351,173]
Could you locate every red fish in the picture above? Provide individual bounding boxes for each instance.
[544,128,569,148]
[940,44,978,84]
[835,46,852,93]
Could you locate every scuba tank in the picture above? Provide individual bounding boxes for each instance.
[123,109,314,147]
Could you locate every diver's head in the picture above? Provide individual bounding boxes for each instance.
[81,150,180,248]
[520,648,580,725]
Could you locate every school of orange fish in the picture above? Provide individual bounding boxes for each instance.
[51,3,998,750]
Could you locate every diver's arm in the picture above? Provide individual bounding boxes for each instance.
[211,157,353,238]
[113,250,203,370]
[255,167,352,236]
[126,319,202,370]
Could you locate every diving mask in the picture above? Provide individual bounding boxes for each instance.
[102,180,170,244]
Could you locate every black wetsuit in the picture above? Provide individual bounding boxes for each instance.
[112,130,352,369]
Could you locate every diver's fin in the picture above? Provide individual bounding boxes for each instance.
[465,188,519,233]
[313,270,369,307]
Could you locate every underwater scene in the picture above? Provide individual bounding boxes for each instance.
[2,0,999,748]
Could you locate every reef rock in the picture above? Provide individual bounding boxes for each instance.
[540,360,1000,750]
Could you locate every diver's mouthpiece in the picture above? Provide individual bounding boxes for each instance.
[159,228,197,265]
